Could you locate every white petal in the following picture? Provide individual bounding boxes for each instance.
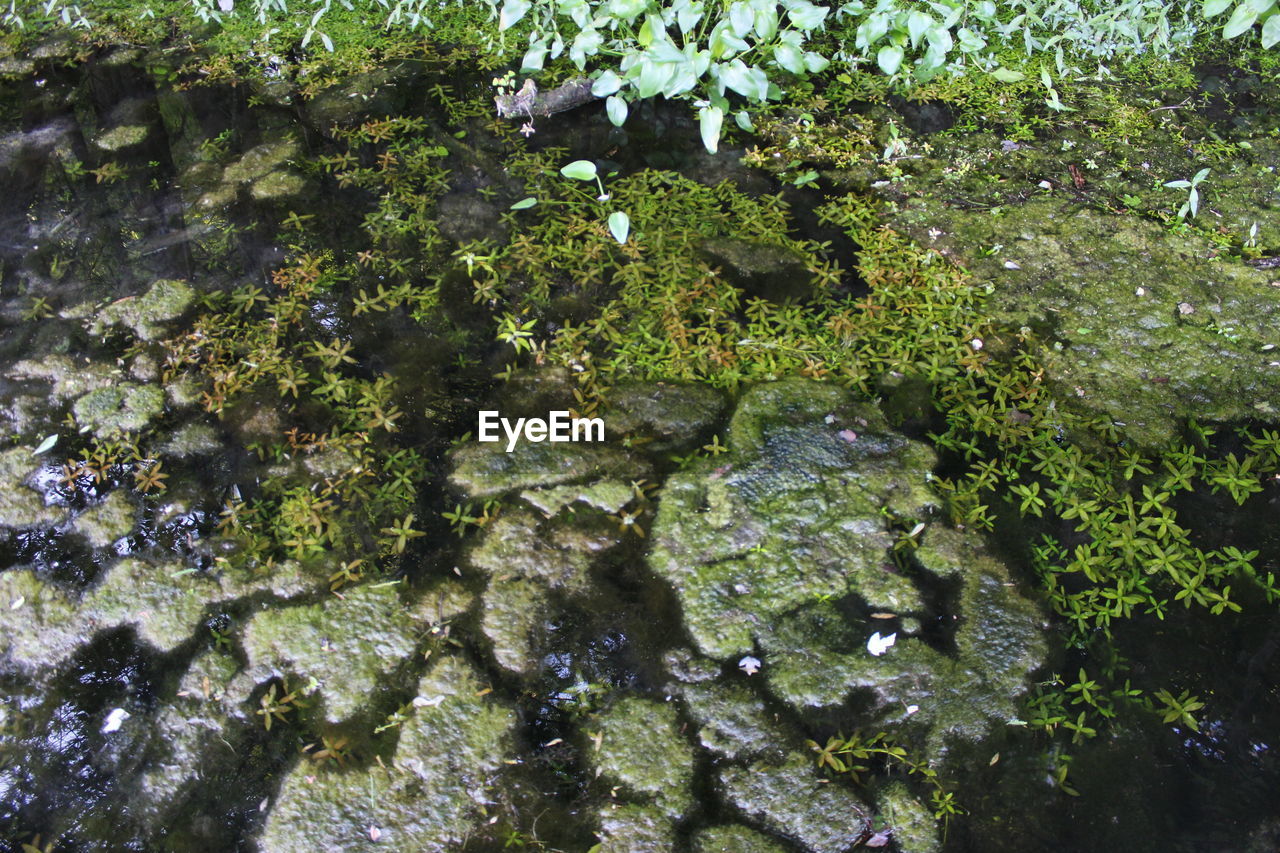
[102,707,129,733]
[738,655,761,675]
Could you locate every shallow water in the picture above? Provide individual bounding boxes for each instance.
[0,42,1278,853]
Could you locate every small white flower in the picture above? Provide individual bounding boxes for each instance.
[1003,260,1021,270]
[824,414,835,424]
[218,0,233,11]
[519,123,536,137]
[597,193,611,202]
[738,655,761,676]
[102,707,129,733]
[906,704,920,715]
[867,632,896,656]
[970,338,984,351]
[1037,180,1053,190]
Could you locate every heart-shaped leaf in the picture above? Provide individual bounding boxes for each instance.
[607,210,630,244]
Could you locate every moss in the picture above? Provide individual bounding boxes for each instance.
[449,440,647,500]
[876,781,940,853]
[160,422,222,458]
[93,124,149,151]
[258,655,514,852]
[91,278,194,341]
[73,383,165,438]
[594,697,694,819]
[72,490,136,548]
[693,825,789,853]
[595,804,678,853]
[719,754,871,853]
[0,447,62,530]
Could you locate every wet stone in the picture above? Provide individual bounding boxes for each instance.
[90,278,194,341]
[720,754,871,853]
[0,447,63,530]
[257,655,513,852]
[693,824,789,853]
[71,489,135,548]
[72,383,165,438]
[875,780,940,853]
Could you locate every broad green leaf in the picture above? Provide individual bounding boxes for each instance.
[1189,187,1200,217]
[773,43,805,74]
[1164,179,1191,188]
[32,434,57,455]
[521,41,547,72]
[608,211,630,244]
[560,160,598,181]
[592,70,623,96]
[700,104,724,152]
[906,9,933,47]
[498,0,530,30]
[877,44,904,75]
[635,57,673,98]
[1192,167,1211,184]
[990,67,1025,82]
[803,51,829,73]
[1202,0,1232,15]
[510,197,538,210]
[606,95,628,126]
[676,2,702,33]
[1223,3,1258,37]
[1262,12,1280,47]
[754,5,778,40]
[729,1,753,37]
[787,0,828,30]
[606,0,646,22]
[734,110,755,131]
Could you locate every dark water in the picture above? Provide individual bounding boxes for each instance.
[0,42,1278,853]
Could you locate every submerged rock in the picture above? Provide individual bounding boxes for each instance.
[649,380,1047,762]
[720,755,871,852]
[693,824,789,853]
[238,582,441,724]
[72,489,135,547]
[889,193,1280,447]
[73,383,165,438]
[89,278,194,341]
[258,655,513,852]
[592,697,695,849]
[0,447,63,529]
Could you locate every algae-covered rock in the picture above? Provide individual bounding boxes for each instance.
[595,803,678,853]
[72,489,135,547]
[450,439,646,499]
[0,447,62,529]
[720,755,871,853]
[73,383,165,438]
[222,138,299,185]
[84,557,217,654]
[0,569,83,669]
[8,355,117,399]
[258,655,513,853]
[93,124,149,151]
[876,781,940,853]
[606,381,728,452]
[90,278,194,341]
[594,697,694,819]
[135,649,242,825]
[648,380,936,661]
[239,582,425,724]
[679,680,784,762]
[698,236,814,302]
[649,380,1046,763]
[481,575,545,676]
[693,824,789,853]
[888,194,1280,446]
[160,421,222,458]
[585,697,695,850]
